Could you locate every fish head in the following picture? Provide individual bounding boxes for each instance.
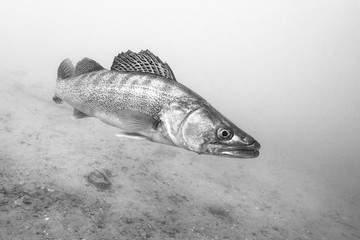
[173,103,260,158]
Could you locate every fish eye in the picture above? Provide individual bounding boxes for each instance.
[217,128,233,140]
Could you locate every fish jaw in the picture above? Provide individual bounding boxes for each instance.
[203,140,261,158]
[201,122,261,158]
[205,124,261,158]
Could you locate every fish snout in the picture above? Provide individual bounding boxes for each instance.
[241,138,260,158]
[248,140,261,150]
[239,135,260,148]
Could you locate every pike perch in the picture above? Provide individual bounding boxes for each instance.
[53,50,260,158]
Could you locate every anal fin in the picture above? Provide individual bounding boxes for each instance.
[72,109,90,119]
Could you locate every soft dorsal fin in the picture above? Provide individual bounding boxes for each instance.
[111,50,176,81]
[75,58,104,76]
[57,58,75,79]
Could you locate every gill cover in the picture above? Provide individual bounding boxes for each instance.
[180,108,215,152]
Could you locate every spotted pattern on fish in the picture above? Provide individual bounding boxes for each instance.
[56,70,200,120]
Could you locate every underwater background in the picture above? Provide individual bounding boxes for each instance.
[0,0,359,239]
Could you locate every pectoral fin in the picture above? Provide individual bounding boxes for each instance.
[115,109,160,132]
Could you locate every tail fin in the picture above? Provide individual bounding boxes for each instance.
[57,58,75,80]
[53,96,63,104]
[54,59,75,104]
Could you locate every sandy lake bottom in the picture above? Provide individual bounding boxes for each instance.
[0,73,359,240]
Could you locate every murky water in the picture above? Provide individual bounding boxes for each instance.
[1,1,359,239]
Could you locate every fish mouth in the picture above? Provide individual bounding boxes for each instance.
[207,141,261,158]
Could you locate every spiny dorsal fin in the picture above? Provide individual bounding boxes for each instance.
[111,50,176,81]
[57,58,75,79]
[75,58,104,76]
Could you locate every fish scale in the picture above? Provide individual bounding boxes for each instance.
[57,71,188,117]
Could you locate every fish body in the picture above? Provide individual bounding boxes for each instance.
[54,50,260,158]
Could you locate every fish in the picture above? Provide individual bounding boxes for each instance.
[53,50,260,158]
